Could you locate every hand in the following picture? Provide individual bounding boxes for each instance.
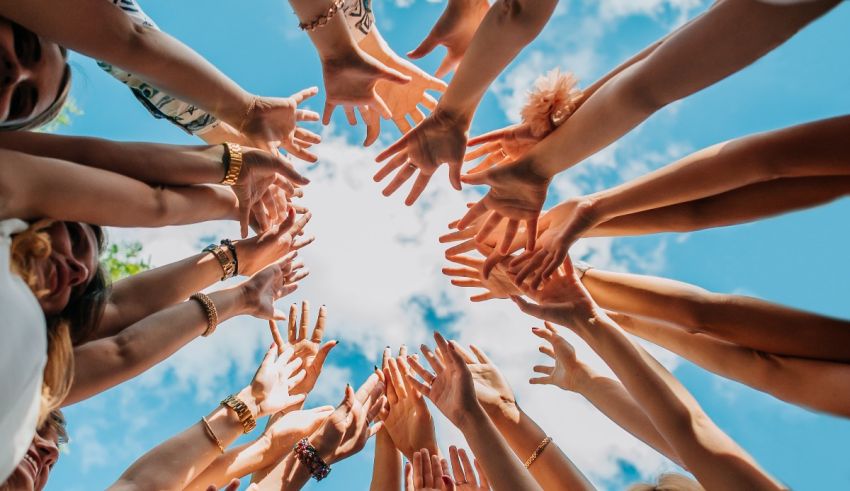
[458,156,552,254]
[509,198,596,288]
[232,147,310,238]
[271,302,338,398]
[530,322,593,393]
[442,250,521,302]
[448,446,491,491]
[361,32,447,137]
[206,478,252,491]
[509,259,599,331]
[261,405,334,461]
[446,344,519,422]
[247,344,307,418]
[406,332,482,429]
[321,47,411,129]
[238,254,307,320]
[375,108,468,205]
[404,448,455,491]
[309,377,386,464]
[236,208,314,276]
[407,0,491,78]
[464,124,538,174]
[380,347,439,459]
[240,90,323,160]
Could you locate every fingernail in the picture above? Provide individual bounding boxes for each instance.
[373,365,379,371]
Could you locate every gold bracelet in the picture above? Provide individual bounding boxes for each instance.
[190,292,219,337]
[524,436,552,468]
[298,0,345,31]
[221,394,257,433]
[200,416,225,454]
[221,142,244,186]
[203,244,235,280]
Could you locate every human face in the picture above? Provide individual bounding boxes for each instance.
[0,17,65,126]
[35,222,99,315]
[1,427,59,491]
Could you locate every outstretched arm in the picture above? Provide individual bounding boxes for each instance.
[608,310,850,418]
[0,150,237,226]
[589,175,850,237]
[66,259,302,406]
[528,324,683,468]
[580,267,850,363]
[369,430,403,491]
[512,267,786,490]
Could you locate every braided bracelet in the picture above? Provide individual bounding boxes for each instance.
[190,292,218,337]
[299,0,345,31]
[294,438,331,481]
[524,436,552,468]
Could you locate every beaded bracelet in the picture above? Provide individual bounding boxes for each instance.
[294,438,331,481]
[190,292,218,337]
[524,436,552,468]
[220,239,239,276]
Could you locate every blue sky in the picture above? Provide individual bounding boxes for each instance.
[47,1,850,489]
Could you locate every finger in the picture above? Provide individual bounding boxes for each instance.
[410,107,426,125]
[499,219,519,255]
[407,355,436,384]
[458,448,475,486]
[474,459,490,489]
[533,365,554,375]
[539,345,555,357]
[367,395,386,423]
[269,320,285,355]
[298,301,310,340]
[371,91,393,120]
[405,172,432,206]
[308,304,327,342]
[511,295,545,320]
[393,116,414,134]
[430,454,444,488]
[467,154,504,175]
[294,127,322,144]
[422,449,434,486]
[542,247,568,282]
[288,368,307,387]
[292,235,315,250]
[445,239,476,257]
[388,357,408,399]
[470,292,497,302]
[421,93,439,111]
[515,252,548,286]
[448,158,462,191]
[404,461,414,491]
[475,213,503,247]
[441,266,479,279]
[420,344,445,374]
[526,217,539,251]
[450,279,483,288]
[434,54,457,79]
[362,107,382,147]
[414,451,425,488]
[449,446,465,483]
[295,109,320,122]
[468,345,492,365]
[398,344,409,358]
[374,152,409,182]
[407,31,441,59]
[445,254,483,269]
[382,163,417,197]
[457,200,489,230]
[439,227,477,244]
[322,101,336,126]
[287,303,298,343]
[464,142,500,162]
[343,106,358,126]
[284,143,319,163]
[292,86,319,103]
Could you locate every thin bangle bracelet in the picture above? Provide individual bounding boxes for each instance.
[524,436,552,468]
[200,416,225,454]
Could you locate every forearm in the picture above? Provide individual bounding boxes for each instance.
[583,116,850,227]
[289,0,359,61]
[438,0,558,122]
[567,364,682,467]
[0,132,226,185]
[97,252,225,339]
[610,310,850,418]
[582,268,850,362]
[588,176,850,237]
[370,430,402,491]
[487,405,593,490]
[458,406,544,491]
[6,0,254,127]
[576,311,780,489]
[528,0,839,178]
[0,150,237,226]
[109,396,252,491]
[66,288,247,406]
[185,440,269,491]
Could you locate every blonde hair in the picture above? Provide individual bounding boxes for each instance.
[629,473,704,491]
[9,220,74,426]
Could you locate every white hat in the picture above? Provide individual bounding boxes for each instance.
[0,219,47,483]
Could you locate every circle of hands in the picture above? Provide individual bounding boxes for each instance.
[216,3,607,487]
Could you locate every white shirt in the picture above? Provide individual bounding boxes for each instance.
[0,219,47,483]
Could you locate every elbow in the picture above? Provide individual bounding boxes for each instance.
[143,186,175,228]
[611,62,674,117]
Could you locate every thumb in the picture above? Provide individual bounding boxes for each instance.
[407,31,441,59]
[460,168,490,185]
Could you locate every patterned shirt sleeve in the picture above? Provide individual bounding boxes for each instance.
[97,0,220,135]
[342,0,374,43]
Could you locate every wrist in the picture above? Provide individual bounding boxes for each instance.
[454,400,488,432]
[433,105,472,130]
[485,398,521,425]
[568,363,594,394]
[237,386,263,419]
